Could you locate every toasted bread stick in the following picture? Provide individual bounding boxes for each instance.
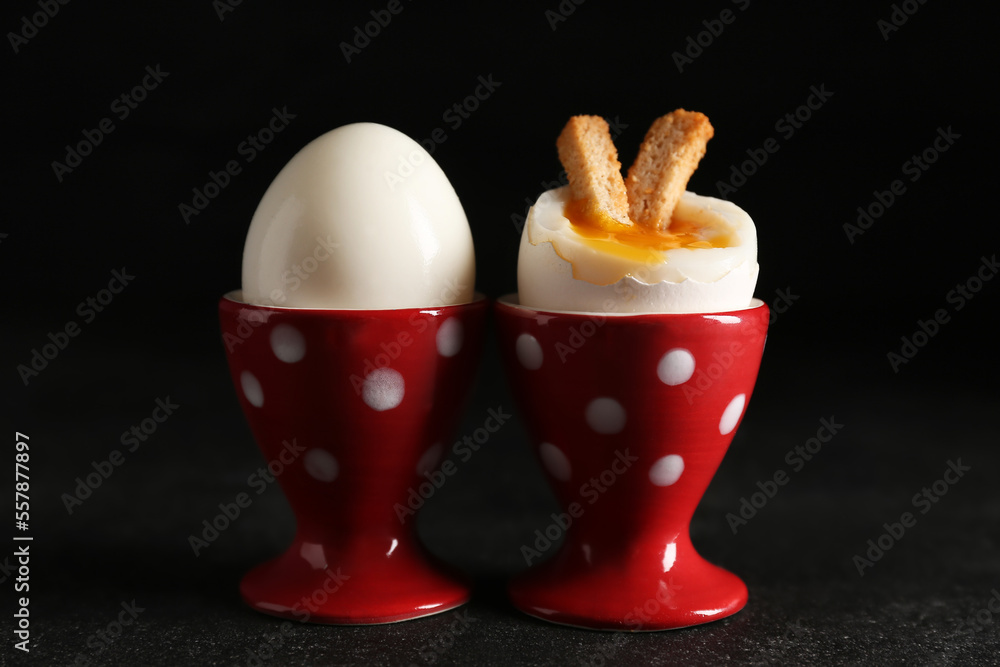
[626,110,714,230]
[556,115,631,227]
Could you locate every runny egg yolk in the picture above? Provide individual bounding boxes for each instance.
[564,198,735,263]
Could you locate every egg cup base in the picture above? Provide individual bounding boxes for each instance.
[240,539,470,624]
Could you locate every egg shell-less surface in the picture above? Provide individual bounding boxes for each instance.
[517,186,759,314]
[242,123,475,309]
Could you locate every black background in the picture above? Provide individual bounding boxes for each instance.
[2,1,999,665]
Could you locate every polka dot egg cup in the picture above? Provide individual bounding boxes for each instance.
[496,295,769,631]
[219,292,486,624]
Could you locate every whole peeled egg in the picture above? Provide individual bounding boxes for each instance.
[241,123,475,309]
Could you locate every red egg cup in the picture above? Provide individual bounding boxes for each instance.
[219,292,486,624]
[496,295,768,631]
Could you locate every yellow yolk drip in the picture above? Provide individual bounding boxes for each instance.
[564,198,735,262]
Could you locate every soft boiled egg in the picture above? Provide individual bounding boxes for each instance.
[517,186,758,314]
[242,123,475,309]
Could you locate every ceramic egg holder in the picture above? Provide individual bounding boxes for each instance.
[220,292,486,624]
[496,296,768,631]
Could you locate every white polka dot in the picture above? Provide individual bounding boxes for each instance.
[539,443,571,481]
[240,371,263,407]
[585,398,626,435]
[649,455,685,486]
[270,324,306,363]
[416,443,444,476]
[657,348,695,386]
[719,394,746,435]
[304,449,339,482]
[516,334,543,370]
[362,368,405,411]
[436,318,463,357]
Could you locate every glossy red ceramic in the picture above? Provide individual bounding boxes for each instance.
[496,295,768,631]
[219,292,486,624]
